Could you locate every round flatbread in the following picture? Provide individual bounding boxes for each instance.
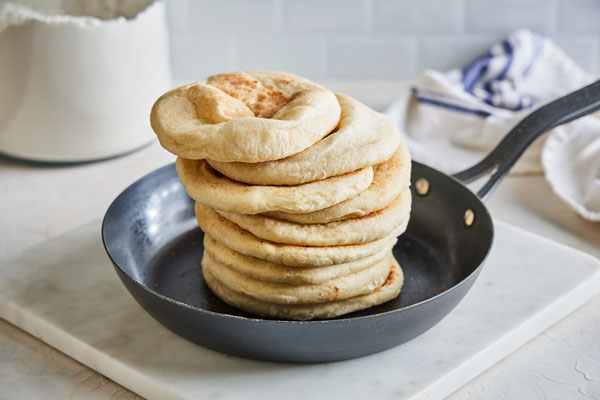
[204,234,393,285]
[202,250,392,304]
[207,93,401,184]
[216,190,411,246]
[177,157,373,214]
[151,71,341,162]
[194,202,402,267]
[203,257,404,320]
[263,142,411,224]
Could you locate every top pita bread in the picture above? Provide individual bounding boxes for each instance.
[150,71,341,162]
[208,94,401,185]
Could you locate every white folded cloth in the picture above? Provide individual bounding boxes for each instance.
[386,29,600,221]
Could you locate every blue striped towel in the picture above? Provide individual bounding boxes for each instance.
[385,29,600,221]
[413,30,548,118]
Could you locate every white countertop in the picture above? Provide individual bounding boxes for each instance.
[1,82,599,399]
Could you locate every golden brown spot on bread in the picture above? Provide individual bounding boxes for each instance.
[352,191,403,221]
[284,243,313,251]
[354,206,386,221]
[252,91,289,119]
[382,267,397,287]
[207,72,292,119]
[208,72,259,90]
[375,152,401,174]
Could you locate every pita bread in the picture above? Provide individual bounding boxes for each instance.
[207,94,401,185]
[195,202,402,267]
[203,257,404,320]
[177,157,373,214]
[202,250,392,304]
[263,142,411,224]
[204,234,393,285]
[151,71,341,162]
[216,190,411,246]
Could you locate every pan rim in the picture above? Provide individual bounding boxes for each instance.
[101,162,495,325]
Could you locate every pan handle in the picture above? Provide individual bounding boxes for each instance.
[452,79,600,200]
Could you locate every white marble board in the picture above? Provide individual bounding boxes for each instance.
[0,219,599,400]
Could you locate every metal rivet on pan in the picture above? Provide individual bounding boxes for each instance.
[415,178,429,196]
[464,209,475,227]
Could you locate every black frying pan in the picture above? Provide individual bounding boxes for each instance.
[102,80,600,363]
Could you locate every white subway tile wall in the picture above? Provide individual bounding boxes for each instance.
[166,0,600,81]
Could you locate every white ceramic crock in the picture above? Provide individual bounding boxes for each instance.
[0,1,172,162]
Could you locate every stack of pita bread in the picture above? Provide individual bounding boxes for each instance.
[150,71,412,320]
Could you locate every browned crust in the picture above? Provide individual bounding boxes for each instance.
[207,72,295,118]
[382,266,397,287]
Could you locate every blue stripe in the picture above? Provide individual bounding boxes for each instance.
[416,96,491,117]
[483,40,514,105]
[461,51,492,94]
[496,39,514,81]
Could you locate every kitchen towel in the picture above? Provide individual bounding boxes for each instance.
[386,29,600,221]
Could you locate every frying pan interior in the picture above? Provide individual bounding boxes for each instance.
[102,161,493,361]
[104,162,492,319]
